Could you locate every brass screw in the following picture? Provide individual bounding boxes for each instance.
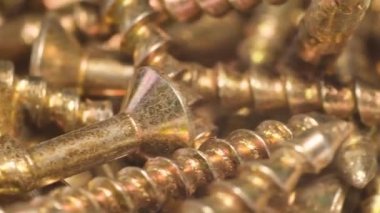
[278,0,371,77]
[238,0,303,70]
[147,0,288,22]
[0,60,114,132]
[34,7,380,127]
[288,174,347,213]
[180,120,352,213]
[289,113,378,189]
[12,113,331,212]
[30,14,133,95]
[334,129,378,189]
[0,67,210,195]
[0,2,109,61]
[102,0,380,127]
[171,61,380,125]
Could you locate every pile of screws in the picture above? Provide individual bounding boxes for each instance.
[1,0,380,212]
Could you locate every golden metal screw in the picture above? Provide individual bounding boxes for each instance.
[289,113,378,189]
[285,113,377,189]
[30,8,245,96]
[56,2,380,127]
[102,0,380,127]
[0,2,109,61]
[0,60,114,132]
[147,0,288,22]
[278,0,371,77]
[238,1,303,70]
[180,120,352,213]
[0,66,211,195]
[39,5,380,127]
[288,174,347,213]
[172,62,380,125]
[30,14,133,95]
[334,129,377,189]
[8,113,333,212]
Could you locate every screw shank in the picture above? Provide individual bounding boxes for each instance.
[84,52,135,90]
[28,113,139,188]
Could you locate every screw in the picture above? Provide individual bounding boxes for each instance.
[102,0,380,126]
[334,129,378,189]
[0,60,114,133]
[147,0,287,22]
[54,3,380,126]
[172,61,380,125]
[10,113,333,212]
[288,174,347,213]
[0,66,211,195]
[0,2,109,61]
[33,10,380,127]
[180,120,352,213]
[30,13,132,95]
[238,1,303,70]
[278,0,371,78]
[287,113,377,189]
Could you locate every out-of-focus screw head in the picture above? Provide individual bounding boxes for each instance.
[289,174,347,213]
[288,120,353,173]
[30,14,82,89]
[335,132,377,189]
[30,14,134,94]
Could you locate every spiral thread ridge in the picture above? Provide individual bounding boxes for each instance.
[149,0,288,22]
[180,120,352,213]
[30,118,306,212]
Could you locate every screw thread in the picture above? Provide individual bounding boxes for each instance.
[107,0,380,125]
[174,63,380,126]
[149,0,287,22]
[180,120,352,213]
[30,118,315,212]
[0,60,114,131]
[14,76,113,131]
[278,0,371,77]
